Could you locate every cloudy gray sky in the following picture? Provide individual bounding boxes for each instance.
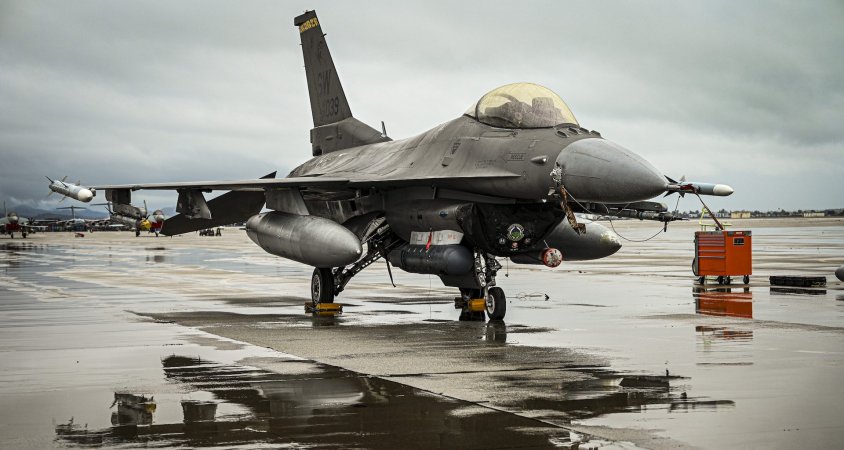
[1,0,842,215]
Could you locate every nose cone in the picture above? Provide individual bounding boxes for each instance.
[598,227,622,257]
[77,188,94,202]
[573,221,621,260]
[713,184,734,196]
[556,138,667,203]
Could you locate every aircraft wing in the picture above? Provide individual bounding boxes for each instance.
[90,176,349,191]
[90,172,521,192]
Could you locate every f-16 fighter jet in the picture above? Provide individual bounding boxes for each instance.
[51,11,732,321]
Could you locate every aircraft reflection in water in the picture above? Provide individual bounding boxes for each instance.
[53,353,730,448]
[51,10,733,321]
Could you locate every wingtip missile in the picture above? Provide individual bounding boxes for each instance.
[666,181,734,197]
[47,177,95,202]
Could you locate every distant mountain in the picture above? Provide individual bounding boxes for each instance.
[4,203,177,220]
[4,204,110,220]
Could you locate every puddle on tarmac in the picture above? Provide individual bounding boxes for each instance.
[4,223,843,449]
[53,355,579,449]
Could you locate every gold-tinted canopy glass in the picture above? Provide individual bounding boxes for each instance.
[465,82,578,128]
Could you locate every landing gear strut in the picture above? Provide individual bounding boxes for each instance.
[308,219,401,311]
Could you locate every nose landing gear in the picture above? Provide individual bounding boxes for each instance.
[456,253,507,322]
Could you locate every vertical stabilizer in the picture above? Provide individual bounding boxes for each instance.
[294,11,390,156]
[295,11,352,127]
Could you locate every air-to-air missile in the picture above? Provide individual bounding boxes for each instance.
[665,179,734,197]
[47,177,95,203]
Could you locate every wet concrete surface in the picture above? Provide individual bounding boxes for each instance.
[1,218,842,448]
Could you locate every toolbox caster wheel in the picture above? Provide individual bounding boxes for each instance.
[698,276,706,285]
[716,276,724,285]
[724,276,732,285]
[743,275,750,284]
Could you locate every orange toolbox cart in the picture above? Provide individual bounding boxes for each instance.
[693,230,752,285]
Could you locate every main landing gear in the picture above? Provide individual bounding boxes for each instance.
[311,268,335,305]
[308,219,401,314]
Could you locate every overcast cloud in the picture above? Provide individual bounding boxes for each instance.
[1,0,842,214]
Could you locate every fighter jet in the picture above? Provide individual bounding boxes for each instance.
[51,10,732,321]
[1,204,32,239]
[96,201,166,236]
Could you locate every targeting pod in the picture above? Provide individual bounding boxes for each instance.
[511,220,621,265]
[387,244,474,276]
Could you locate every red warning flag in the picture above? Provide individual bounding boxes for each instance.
[425,230,433,251]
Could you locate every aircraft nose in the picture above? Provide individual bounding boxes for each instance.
[555,138,667,203]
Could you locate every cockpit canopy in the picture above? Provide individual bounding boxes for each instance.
[465,82,578,129]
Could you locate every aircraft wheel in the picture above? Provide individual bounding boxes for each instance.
[486,287,506,321]
[311,268,335,305]
[743,275,750,284]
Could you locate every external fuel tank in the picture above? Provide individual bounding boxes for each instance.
[246,212,362,268]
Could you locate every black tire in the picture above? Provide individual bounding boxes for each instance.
[724,276,732,285]
[486,287,506,321]
[22,232,27,239]
[716,276,724,285]
[135,230,140,237]
[698,276,706,285]
[743,275,750,284]
[311,268,335,306]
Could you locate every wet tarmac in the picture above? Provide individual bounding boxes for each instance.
[1,218,842,449]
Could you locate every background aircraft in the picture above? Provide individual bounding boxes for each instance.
[97,201,166,236]
[1,203,33,238]
[52,10,732,321]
